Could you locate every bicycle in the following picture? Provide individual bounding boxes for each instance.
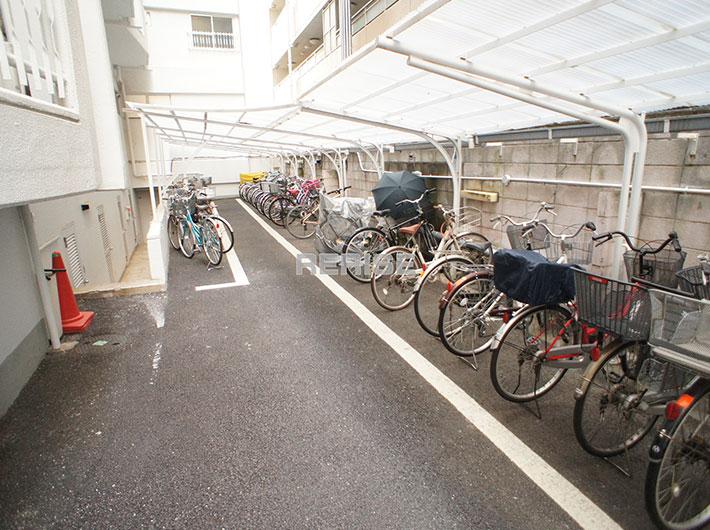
[369,190,490,311]
[284,186,349,240]
[173,193,223,266]
[643,287,709,530]
[436,204,569,360]
[570,231,690,457]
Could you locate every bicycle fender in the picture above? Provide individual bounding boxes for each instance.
[573,337,626,400]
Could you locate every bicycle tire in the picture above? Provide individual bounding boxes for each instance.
[178,219,196,259]
[644,383,709,530]
[443,231,493,265]
[343,227,391,283]
[208,215,234,253]
[573,341,658,457]
[437,270,500,357]
[490,304,576,403]
[320,218,360,253]
[371,246,422,311]
[285,206,317,239]
[413,255,475,336]
[167,214,180,250]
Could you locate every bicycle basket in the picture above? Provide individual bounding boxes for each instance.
[532,224,594,265]
[637,357,694,395]
[454,206,482,233]
[648,289,710,377]
[572,269,651,341]
[506,222,549,251]
[171,195,196,217]
[623,247,686,288]
[676,265,710,300]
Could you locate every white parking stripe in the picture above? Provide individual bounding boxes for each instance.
[194,221,249,291]
[236,199,621,530]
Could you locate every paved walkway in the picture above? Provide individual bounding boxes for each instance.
[0,199,654,529]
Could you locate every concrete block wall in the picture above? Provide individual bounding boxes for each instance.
[329,132,710,275]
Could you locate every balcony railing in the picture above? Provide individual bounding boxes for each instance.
[352,0,399,35]
[0,0,73,107]
[191,31,234,49]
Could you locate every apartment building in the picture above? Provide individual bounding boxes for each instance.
[271,0,424,101]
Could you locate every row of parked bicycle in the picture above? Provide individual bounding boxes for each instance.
[240,175,709,529]
[164,176,234,267]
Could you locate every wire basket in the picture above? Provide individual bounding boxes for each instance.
[648,289,710,378]
[676,265,710,300]
[170,195,196,217]
[637,357,694,395]
[454,206,482,233]
[505,222,550,250]
[530,223,594,265]
[573,269,651,341]
[623,247,686,288]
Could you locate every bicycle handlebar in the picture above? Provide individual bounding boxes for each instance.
[394,188,437,207]
[527,220,597,240]
[593,230,681,255]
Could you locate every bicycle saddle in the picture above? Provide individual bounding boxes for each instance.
[399,222,423,236]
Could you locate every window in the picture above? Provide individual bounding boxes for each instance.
[191,15,234,49]
[322,1,337,55]
[0,0,73,107]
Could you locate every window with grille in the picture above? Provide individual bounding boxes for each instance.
[190,15,234,49]
[0,0,73,107]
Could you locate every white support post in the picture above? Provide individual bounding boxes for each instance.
[20,205,61,350]
[140,116,157,219]
[453,137,463,212]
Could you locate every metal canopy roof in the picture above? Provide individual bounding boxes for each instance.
[131,0,710,156]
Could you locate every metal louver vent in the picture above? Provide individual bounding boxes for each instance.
[98,206,115,283]
[63,233,85,288]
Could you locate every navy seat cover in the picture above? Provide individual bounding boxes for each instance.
[493,249,578,305]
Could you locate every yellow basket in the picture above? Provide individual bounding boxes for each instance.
[240,172,266,184]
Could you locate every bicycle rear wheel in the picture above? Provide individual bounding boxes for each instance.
[371,246,422,311]
[343,227,390,283]
[414,256,474,336]
[178,220,195,258]
[285,206,317,239]
[201,218,223,266]
[645,384,709,530]
[209,215,234,253]
[573,342,657,457]
[490,304,576,402]
[438,272,499,357]
[167,214,180,250]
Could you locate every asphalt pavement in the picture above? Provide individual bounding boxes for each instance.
[0,198,656,529]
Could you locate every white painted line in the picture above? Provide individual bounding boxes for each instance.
[236,199,621,530]
[195,218,249,291]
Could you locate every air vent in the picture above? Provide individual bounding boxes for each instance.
[63,233,86,288]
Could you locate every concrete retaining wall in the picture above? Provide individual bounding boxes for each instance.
[322,132,710,275]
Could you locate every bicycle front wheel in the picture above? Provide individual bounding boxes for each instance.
[645,384,709,530]
[414,256,474,336]
[371,246,422,311]
[285,206,317,239]
[490,304,577,402]
[573,342,657,457]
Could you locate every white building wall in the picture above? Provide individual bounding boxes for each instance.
[172,156,272,197]
[0,207,47,416]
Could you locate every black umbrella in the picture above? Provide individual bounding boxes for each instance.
[371,171,428,219]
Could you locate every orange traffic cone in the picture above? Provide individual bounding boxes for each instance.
[53,251,94,334]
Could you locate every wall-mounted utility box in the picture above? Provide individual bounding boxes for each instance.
[462,190,499,203]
